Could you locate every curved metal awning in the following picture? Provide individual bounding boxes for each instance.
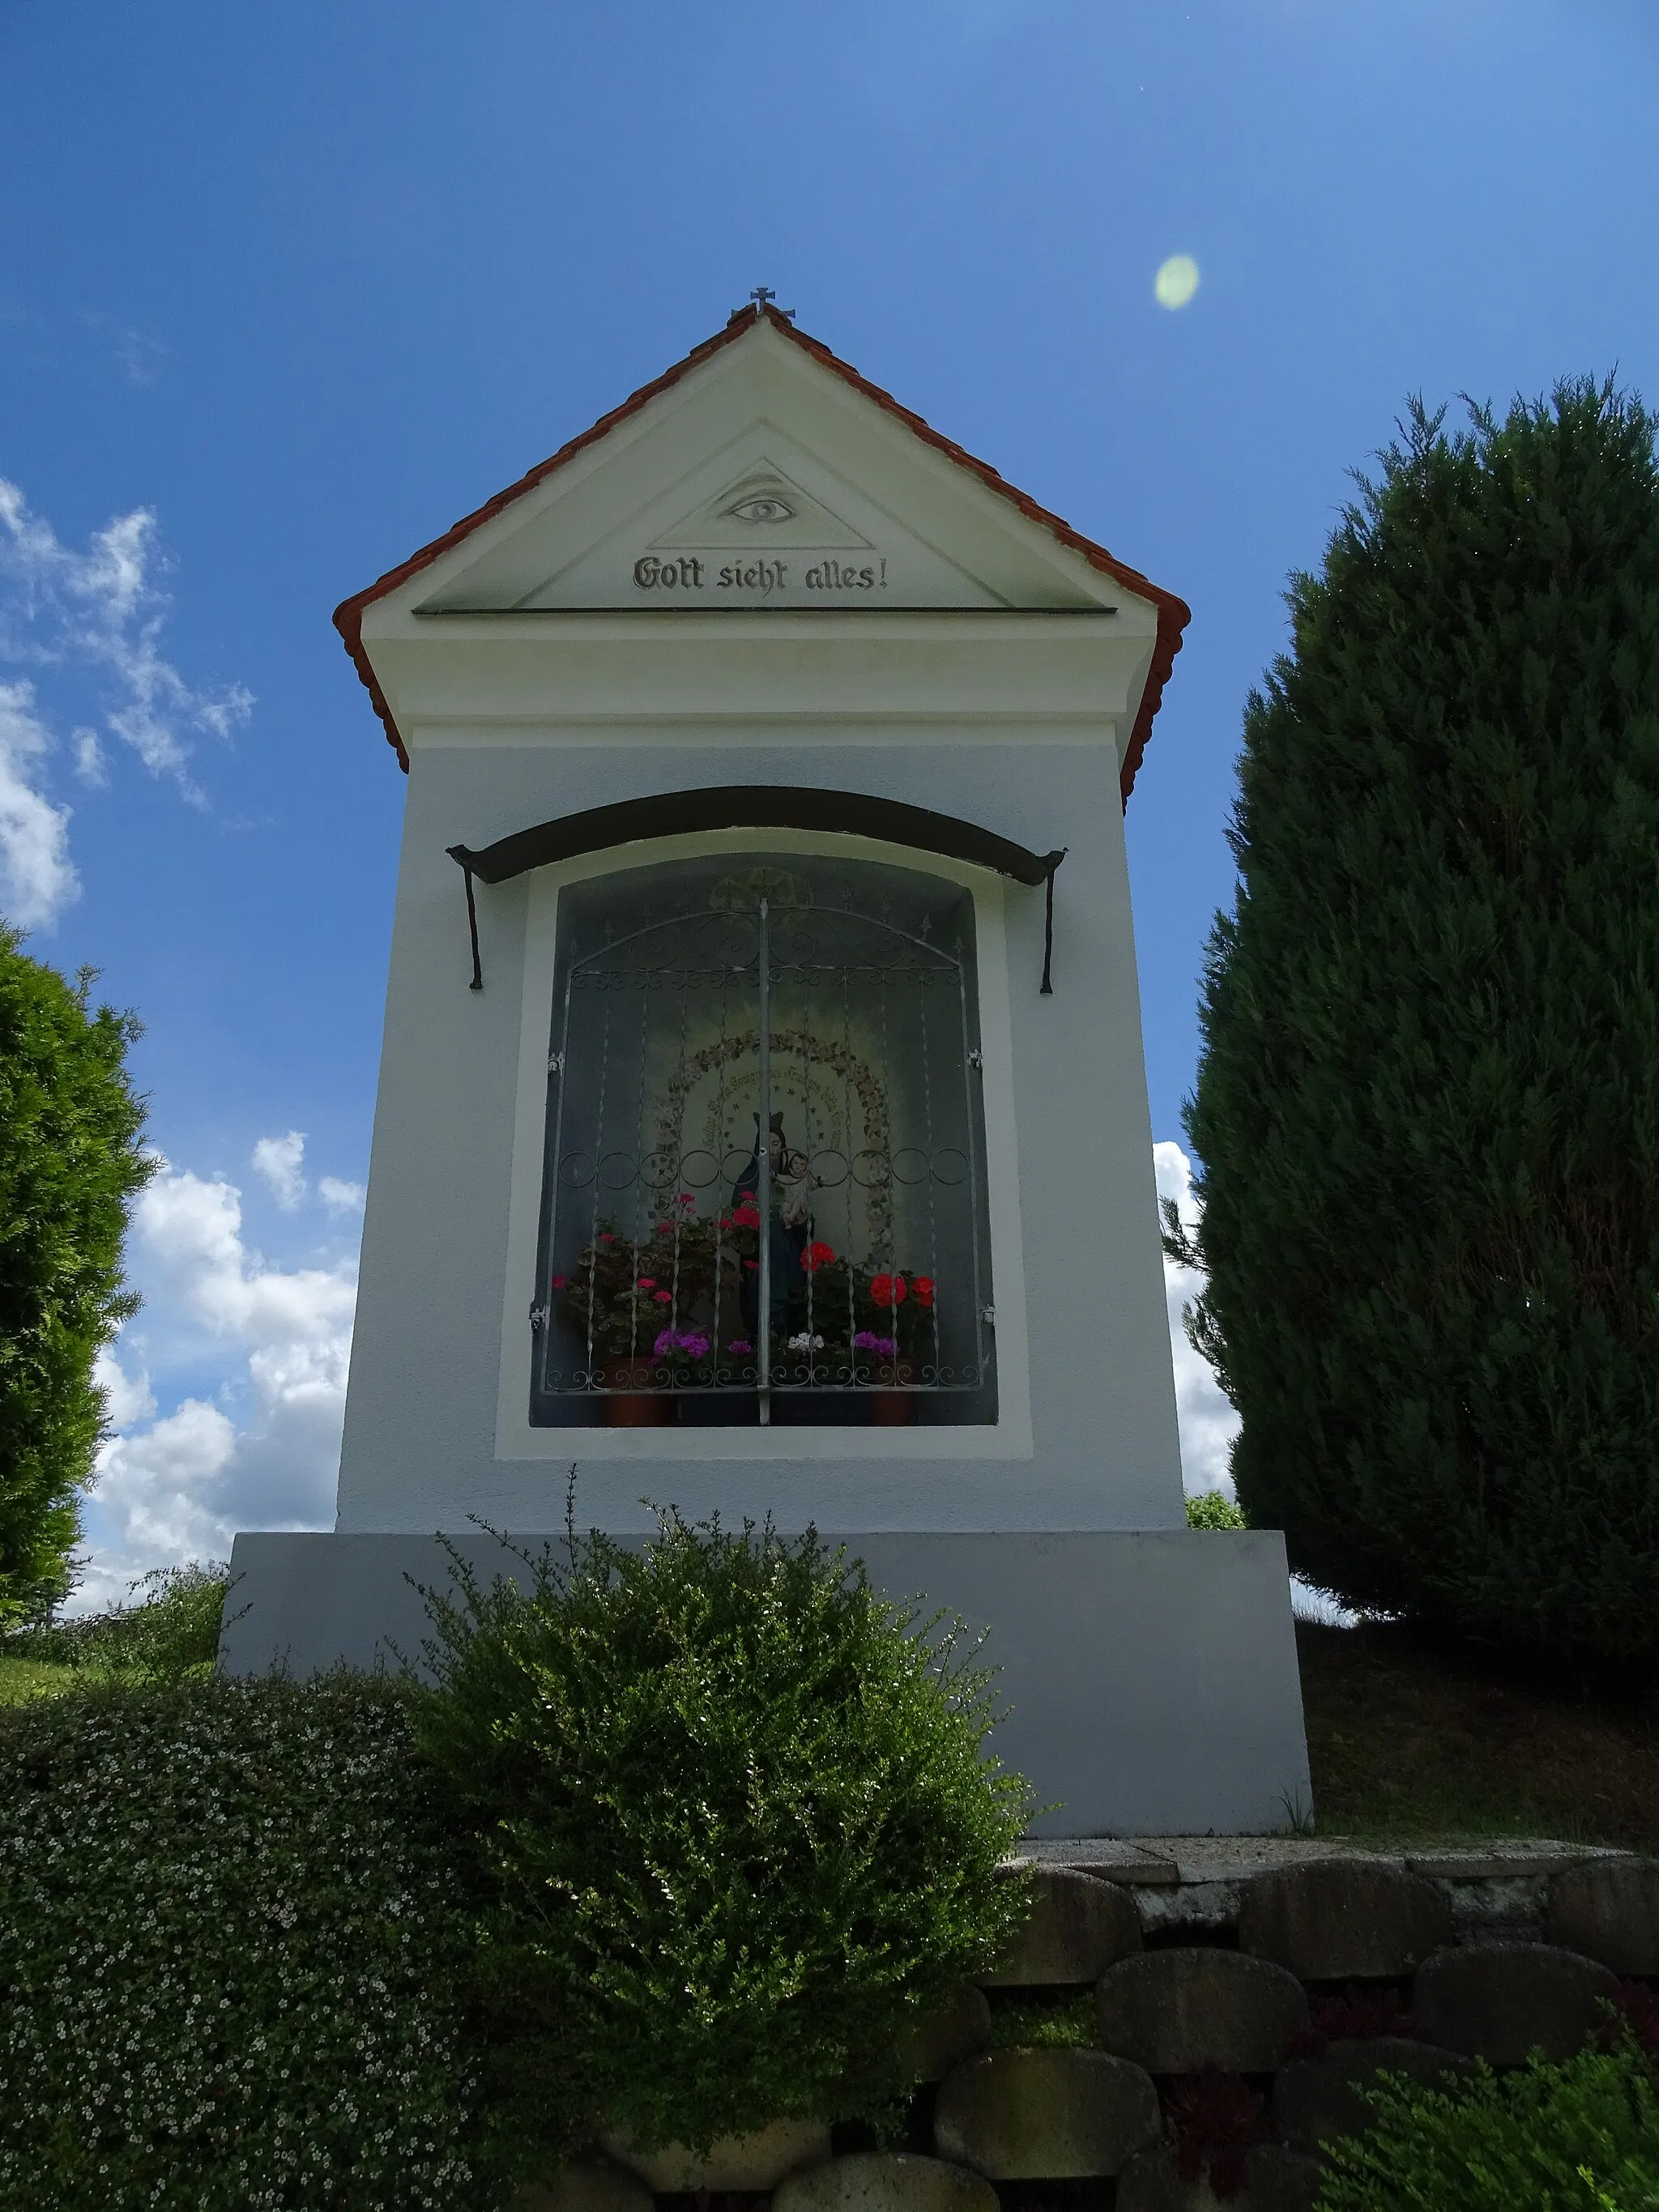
[446,785,1067,993]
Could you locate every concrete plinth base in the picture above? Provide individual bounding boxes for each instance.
[218,1527,1310,1838]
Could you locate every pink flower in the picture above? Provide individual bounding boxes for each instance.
[652,1289,672,1303]
[637,1277,656,1289]
[552,1275,566,1290]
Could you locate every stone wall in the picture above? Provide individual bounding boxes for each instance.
[531,1844,1659,2212]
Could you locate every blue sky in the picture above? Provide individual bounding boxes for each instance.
[2,0,1655,1599]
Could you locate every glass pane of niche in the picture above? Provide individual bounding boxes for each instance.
[531,851,996,1427]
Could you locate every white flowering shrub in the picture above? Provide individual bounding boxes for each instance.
[0,1673,497,2210]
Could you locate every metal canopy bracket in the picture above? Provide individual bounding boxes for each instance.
[446,786,1067,993]
[458,862,483,991]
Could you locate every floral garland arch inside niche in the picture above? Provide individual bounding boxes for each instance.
[656,1025,896,1258]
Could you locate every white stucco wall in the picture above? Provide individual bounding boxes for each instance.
[224,1527,1310,1837]
[334,731,1186,1536]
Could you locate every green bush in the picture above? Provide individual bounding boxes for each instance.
[1186,1489,1247,1530]
[1314,2044,1659,2212]
[1174,378,1659,1673]
[0,1673,493,2211]
[413,1510,1034,2174]
[3,1559,231,1677]
[0,932,152,1629]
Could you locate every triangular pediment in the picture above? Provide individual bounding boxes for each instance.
[653,460,871,551]
[339,307,1192,795]
[399,318,1127,616]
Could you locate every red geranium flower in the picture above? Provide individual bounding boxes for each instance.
[870,1272,907,1307]
[732,1200,761,1228]
[912,1276,936,1307]
[801,1241,836,1274]
[637,1277,656,1289]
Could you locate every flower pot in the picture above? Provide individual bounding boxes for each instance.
[601,1359,673,1426]
[868,1389,916,1426]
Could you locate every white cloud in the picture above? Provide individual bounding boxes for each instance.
[95,1399,238,1560]
[252,1130,308,1211]
[1155,1139,1360,1625]
[92,1345,156,1432]
[132,1161,355,1358]
[1291,1579,1361,1626]
[318,1175,365,1216]
[1154,1139,1241,1498]
[115,328,166,387]
[0,678,77,926]
[77,1157,357,1609]
[0,475,252,826]
[71,728,107,787]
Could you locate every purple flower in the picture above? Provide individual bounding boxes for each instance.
[654,1328,710,1360]
[854,1331,897,1355]
[727,1338,753,1355]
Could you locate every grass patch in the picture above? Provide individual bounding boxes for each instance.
[0,1653,78,1704]
[0,1562,231,1711]
[1299,1619,1659,1850]
[985,1993,1100,2050]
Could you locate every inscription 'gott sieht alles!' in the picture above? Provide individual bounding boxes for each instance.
[631,554,889,595]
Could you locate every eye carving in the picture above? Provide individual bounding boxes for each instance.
[723,492,795,525]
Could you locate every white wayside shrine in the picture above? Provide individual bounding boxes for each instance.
[223,301,1311,1835]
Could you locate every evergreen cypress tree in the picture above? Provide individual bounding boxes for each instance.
[1175,379,1659,1674]
[0,928,151,1626]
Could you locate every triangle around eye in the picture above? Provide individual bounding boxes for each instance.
[651,461,873,551]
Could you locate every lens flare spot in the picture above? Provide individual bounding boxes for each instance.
[1154,254,1201,310]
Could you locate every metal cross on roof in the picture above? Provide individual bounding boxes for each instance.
[747,285,795,321]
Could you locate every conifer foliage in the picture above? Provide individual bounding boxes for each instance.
[1174,379,1659,1672]
[0,928,151,1626]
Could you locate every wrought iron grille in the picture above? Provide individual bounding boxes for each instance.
[530,852,996,1427]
